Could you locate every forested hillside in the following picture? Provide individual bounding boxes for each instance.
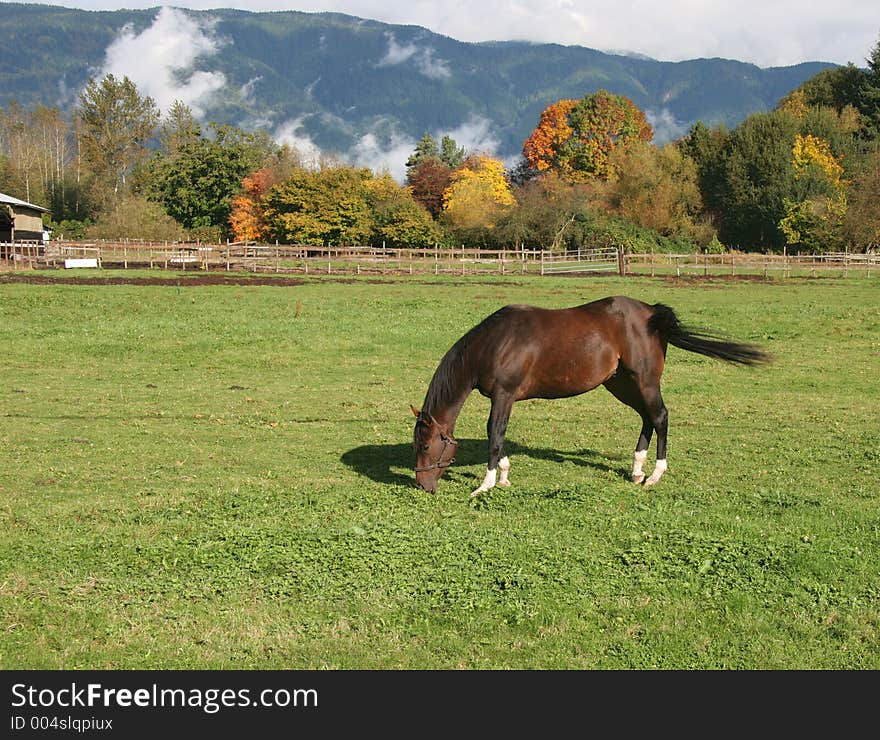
[0,3,834,158]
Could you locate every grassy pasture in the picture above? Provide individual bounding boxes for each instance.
[0,271,878,669]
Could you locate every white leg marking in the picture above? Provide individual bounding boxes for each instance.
[644,458,668,486]
[497,456,511,487]
[470,467,497,498]
[632,450,648,484]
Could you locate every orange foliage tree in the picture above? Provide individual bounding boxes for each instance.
[523,90,653,181]
[228,168,274,241]
[521,99,577,174]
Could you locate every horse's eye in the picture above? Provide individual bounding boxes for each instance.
[421,445,429,452]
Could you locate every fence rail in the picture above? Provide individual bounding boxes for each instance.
[626,251,880,278]
[1,240,877,278]
[539,247,621,274]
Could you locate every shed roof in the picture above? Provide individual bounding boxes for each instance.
[0,191,49,212]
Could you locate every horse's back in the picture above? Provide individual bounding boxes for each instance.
[469,297,657,400]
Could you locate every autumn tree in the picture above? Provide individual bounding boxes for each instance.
[229,168,275,242]
[442,154,515,243]
[406,158,452,218]
[77,74,159,204]
[228,145,302,241]
[405,132,466,217]
[522,91,652,182]
[779,133,848,252]
[842,147,880,250]
[262,166,376,246]
[600,140,712,245]
[521,99,577,175]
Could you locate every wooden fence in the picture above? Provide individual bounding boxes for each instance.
[626,251,880,278]
[1,240,877,278]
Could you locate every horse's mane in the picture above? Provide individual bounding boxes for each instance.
[422,307,512,416]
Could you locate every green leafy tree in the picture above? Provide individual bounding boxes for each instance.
[678,121,731,222]
[713,110,801,249]
[77,74,159,203]
[780,65,865,115]
[143,121,274,234]
[496,171,592,250]
[405,133,440,175]
[366,174,444,247]
[159,99,202,154]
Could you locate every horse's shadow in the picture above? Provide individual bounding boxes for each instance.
[341,438,627,487]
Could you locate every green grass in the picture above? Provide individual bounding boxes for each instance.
[1,271,878,669]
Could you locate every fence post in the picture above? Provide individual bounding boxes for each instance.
[541,250,545,276]
[617,246,626,276]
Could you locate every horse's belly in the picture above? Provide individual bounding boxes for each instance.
[517,346,618,400]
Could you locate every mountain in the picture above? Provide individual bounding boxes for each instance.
[0,3,834,176]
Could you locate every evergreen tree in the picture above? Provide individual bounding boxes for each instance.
[859,34,880,138]
[439,135,465,168]
[405,133,440,174]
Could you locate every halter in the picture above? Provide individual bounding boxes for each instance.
[413,432,458,472]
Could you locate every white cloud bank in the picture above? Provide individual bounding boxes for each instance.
[98,6,227,117]
[378,33,451,79]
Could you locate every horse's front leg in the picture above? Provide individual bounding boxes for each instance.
[471,395,513,498]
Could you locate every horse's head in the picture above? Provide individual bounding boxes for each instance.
[411,405,457,493]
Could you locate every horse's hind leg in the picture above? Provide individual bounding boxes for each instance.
[604,373,669,485]
[642,388,668,486]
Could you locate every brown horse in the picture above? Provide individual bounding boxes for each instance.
[412,295,769,496]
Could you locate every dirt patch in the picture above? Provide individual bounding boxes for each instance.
[0,273,311,287]
[0,270,529,288]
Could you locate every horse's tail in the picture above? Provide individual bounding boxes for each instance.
[648,303,770,366]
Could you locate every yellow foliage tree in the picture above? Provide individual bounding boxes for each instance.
[791,134,844,185]
[442,155,515,232]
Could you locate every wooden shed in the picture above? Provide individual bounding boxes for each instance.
[0,191,49,243]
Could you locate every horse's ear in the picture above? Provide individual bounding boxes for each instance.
[410,404,421,418]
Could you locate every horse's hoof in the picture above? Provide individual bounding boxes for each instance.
[497,480,511,487]
[631,473,645,485]
[470,489,486,498]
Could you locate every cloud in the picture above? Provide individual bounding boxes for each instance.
[646,108,689,145]
[273,116,324,168]
[443,116,500,158]
[97,6,227,117]
[348,115,502,182]
[239,76,262,106]
[350,130,416,180]
[378,33,451,79]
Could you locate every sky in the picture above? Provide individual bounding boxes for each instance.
[19,0,880,68]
